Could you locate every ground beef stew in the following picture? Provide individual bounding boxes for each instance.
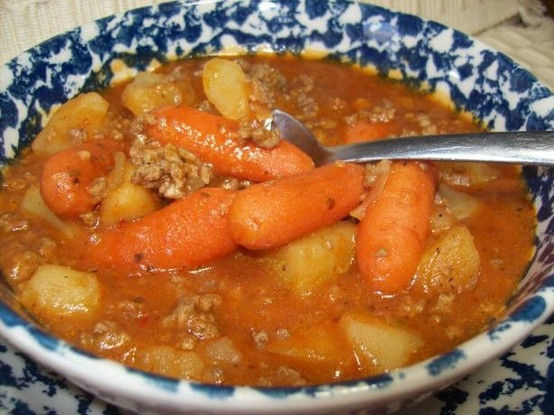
[0,56,535,386]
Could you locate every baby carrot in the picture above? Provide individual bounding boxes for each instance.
[356,161,436,294]
[40,140,122,218]
[228,163,365,250]
[82,188,238,271]
[145,104,314,182]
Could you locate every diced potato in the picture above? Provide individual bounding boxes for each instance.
[20,185,80,238]
[137,346,204,379]
[205,336,242,364]
[202,58,249,120]
[121,71,195,116]
[267,221,356,296]
[21,264,100,320]
[32,92,109,156]
[99,159,159,226]
[438,183,480,220]
[266,320,356,381]
[339,311,423,372]
[416,225,481,294]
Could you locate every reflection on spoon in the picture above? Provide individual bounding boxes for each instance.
[272,109,554,167]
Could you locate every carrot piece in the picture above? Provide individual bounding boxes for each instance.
[356,161,436,294]
[229,163,365,250]
[40,140,122,218]
[82,188,238,271]
[144,104,314,182]
[344,120,393,144]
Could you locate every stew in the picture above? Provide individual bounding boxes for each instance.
[0,55,535,386]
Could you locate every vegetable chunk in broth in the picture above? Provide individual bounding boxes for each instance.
[0,56,535,387]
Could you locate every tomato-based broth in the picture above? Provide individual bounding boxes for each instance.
[0,56,535,386]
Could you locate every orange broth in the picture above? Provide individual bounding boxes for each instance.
[0,56,535,386]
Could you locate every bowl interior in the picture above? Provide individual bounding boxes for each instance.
[0,0,553,413]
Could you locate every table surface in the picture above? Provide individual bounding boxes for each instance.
[0,0,553,89]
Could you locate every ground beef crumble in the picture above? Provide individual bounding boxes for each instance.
[80,320,131,351]
[162,293,222,341]
[345,99,397,126]
[0,212,28,233]
[129,139,212,200]
[237,116,280,149]
[239,62,288,148]
[288,74,318,121]
[245,62,287,109]
[258,366,307,387]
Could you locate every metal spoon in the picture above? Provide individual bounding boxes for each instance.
[272,109,554,167]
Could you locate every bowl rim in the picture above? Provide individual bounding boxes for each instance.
[1,288,553,409]
[0,0,553,411]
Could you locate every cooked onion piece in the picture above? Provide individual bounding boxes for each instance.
[438,183,480,220]
[438,162,501,187]
[20,185,80,238]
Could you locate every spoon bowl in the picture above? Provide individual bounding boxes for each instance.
[272,109,554,167]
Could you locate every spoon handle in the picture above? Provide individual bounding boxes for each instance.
[329,131,554,166]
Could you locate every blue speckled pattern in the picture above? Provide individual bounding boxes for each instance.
[0,343,121,414]
[1,318,552,413]
[0,0,553,414]
[403,313,554,415]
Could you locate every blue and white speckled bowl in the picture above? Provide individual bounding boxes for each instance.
[0,1,553,414]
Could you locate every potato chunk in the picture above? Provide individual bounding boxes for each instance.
[339,312,423,373]
[202,58,249,120]
[268,221,356,296]
[265,320,356,382]
[416,225,481,294]
[21,264,100,320]
[121,71,195,116]
[99,157,159,226]
[137,346,204,379]
[32,92,109,156]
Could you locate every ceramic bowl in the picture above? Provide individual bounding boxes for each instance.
[0,1,553,414]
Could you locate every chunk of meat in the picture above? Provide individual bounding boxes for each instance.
[162,293,222,340]
[129,139,212,199]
